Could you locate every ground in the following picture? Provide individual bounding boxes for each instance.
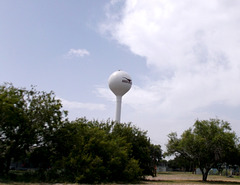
[1,172,240,184]
[145,172,240,184]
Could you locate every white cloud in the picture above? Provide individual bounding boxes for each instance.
[100,0,240,146]
[59,97,106,111]
[102,0,240,111]
[67,49,90,57]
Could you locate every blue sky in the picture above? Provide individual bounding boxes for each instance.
[1,0,240,151]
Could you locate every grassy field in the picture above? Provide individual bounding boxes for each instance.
[145,172,240,184]
[0,172,240,184]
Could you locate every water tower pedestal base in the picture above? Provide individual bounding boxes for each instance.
[115,96,122,123]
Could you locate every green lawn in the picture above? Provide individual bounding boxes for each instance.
[1,171,240,185]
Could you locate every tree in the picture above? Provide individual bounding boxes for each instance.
[48,118,162,183]
[0,83,26,174]
[150,144,162,176]
[50,119,142,183]
[166,118,239,181]
[79,119,162,177]
[0,83,67,174]
[110,122,162,176]
[167,155,194,172]
[0,82,163,183]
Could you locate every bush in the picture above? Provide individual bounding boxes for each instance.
[49,120,146,183]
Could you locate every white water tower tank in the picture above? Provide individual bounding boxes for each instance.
[108,70,132,123]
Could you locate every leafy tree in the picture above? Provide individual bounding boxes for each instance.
[0,83,25,174]
[0,83,67,174]
[0,82,163,183]
[150,144,162,167]
[167,155,194,172]
[110,122,162,176]
[150,144,162,176]
[166,118,239,181]
[50,119,142,183]
[48,119,162,183]
[77,119,162,177]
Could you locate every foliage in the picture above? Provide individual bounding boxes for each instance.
[167,155,194,172]
[0,83,162,183]
[0,83,67,175]
[49,119,161,183]
[166,118,239,181]
[110,122,162,176]
[150,144,162,166]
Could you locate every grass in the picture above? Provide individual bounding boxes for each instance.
[144,172,240,184]
[1,171,240,184]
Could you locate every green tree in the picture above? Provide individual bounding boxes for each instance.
[0,83,67,174]
[51,119,142,183]
[150,144,162,176]
[0,82,162,182]
[167,155,194,172]
[166,118,239,181]
[79,119,162,177]
[0,83,26,174]
[110,122,162,176]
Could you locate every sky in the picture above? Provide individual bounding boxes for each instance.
[1,0,240,152]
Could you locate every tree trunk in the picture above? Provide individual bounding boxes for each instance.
[202,172,208,181]
[201,168,210,181]
[5,157,11,175]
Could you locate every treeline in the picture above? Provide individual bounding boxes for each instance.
[0,83,162,183]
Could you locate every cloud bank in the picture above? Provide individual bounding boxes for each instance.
[101,0,240,115]
[99,0,240,146]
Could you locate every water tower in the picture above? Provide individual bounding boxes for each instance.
[108,70,132,123]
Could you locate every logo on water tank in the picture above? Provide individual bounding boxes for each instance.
[122,77,132,85]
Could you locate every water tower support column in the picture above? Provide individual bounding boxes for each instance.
[115,96,122,123]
